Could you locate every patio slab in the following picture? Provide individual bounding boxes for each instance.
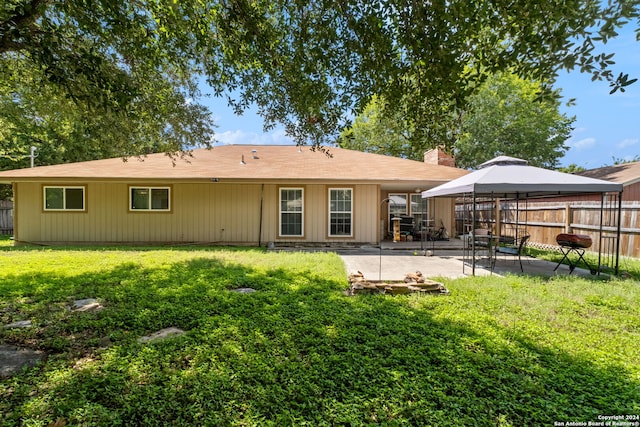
[338,248,599,281]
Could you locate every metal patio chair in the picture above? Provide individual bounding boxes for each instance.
[494,234,530,272]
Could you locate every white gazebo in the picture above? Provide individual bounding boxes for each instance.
[422,156,624,275]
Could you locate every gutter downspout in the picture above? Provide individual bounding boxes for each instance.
[258,184,264,247]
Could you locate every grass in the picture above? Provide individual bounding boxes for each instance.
[1,241,639,426]
[526,245,640,280]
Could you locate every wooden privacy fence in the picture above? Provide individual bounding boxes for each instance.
[456,200,640,259]
[0,200,13,235]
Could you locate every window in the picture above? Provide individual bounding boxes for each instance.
[410,193,429,229]
[130,187,170,211]
[329,188,352,236]
[44,186,85,211]
[280,188,304,236]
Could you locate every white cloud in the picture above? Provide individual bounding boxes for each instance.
[617,138,639,149]
[568,137,596,150]
[213,129,294,146]
[572,127,588,134]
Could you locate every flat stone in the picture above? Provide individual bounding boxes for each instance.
[384,286,411,295]
[74,302,103,312]
[0,344,44,377]
[5,320,32,329]
[231,288,256,293]
[72,299,103,312]
[138,327,185,344]
[73,298,98,308]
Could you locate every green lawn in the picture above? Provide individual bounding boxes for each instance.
[526,246,640,280]
[1,242,639,426]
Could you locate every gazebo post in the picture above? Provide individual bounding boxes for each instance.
[598,193,604,276]
[515,193,519,241]
[495,197,501,239]
[472,192,477,276]
[615,192,623,276]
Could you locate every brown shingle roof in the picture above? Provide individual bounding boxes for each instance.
[0,145,467,184]
[578,161,640,186]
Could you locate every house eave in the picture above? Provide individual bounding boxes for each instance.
[0,177,456,188]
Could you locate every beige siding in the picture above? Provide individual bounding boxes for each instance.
[260,184,277,244]
[14,182,380,245]
[15,183,41,242]
[353,184,378,243]
[432,198,456,234]
[305,184,328,241]
[16,182,261,244]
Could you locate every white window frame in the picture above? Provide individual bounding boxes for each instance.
[43,186,86,211]
[129,186,171,212]
[279,187,304,237]
[410,192,430,232]
[328,187,353,237]
[410,193,429,219]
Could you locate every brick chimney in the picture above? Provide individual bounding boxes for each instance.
[424,147,455,167]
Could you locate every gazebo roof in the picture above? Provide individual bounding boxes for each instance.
[422,156,623,199]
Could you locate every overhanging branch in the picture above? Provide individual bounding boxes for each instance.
[0,0,50,54]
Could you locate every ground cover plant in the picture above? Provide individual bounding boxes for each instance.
[526,246,640,281]
[1,241,639,426]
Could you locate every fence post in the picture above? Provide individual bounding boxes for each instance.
[564,203,572,234]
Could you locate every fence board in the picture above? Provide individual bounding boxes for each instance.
[0,200,13,235]
[456,201,639,259]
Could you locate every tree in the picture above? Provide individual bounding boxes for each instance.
[339,73,574,168]
[558,164,587,174]
[196,0,638,146]
[338,95,415,160]
[1,0,215,167]
[0,57,215,169]
[1,0,638,155]
[337,90,461,161]
[611,155,640,165]
[455,73,575,169]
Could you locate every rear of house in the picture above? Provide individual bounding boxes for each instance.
[0,145,467,246]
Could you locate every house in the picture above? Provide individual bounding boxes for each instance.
[578,161,640,202]
[0,145,467,246]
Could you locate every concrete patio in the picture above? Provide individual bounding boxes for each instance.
[337,240,601,280]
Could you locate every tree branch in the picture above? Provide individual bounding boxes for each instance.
[0,0,50,54]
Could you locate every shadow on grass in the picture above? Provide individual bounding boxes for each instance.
[1,255,638,426]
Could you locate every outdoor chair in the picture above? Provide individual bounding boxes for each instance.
[494,234,530,272]
[473,228,491,248]
[468,228,494,268]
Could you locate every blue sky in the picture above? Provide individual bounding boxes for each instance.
[203,28,639,171]
[555,27,640,168]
